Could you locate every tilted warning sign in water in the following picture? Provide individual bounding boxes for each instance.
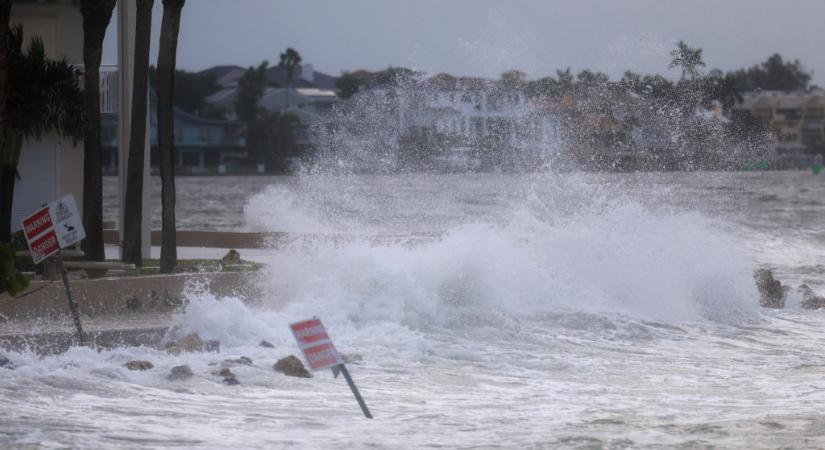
[289,318,373,418]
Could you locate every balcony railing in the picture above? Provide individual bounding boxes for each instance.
[76,64,118,114]
[99,65,118,114]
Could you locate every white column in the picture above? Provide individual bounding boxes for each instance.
[117,0,152,258]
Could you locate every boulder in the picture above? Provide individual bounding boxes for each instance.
[273,355,312,378]
[799,285,825,310]
[259,340,275,348]
[221,249,242,266]
[167,365,194,381]
[0,355,10,369]
[125,360,154,371]
[222,356,253,367]
[754,269,786,308]
[166,333,205,355]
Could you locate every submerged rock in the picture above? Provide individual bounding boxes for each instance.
[273,355,311,378]
[754,269,786,308]
[167,365,194,381]
[799,285,825,310]
[223,376,241,385]
[222,356,253,367]
[217,368,235,378]
[212,367,240,385]
[0,355,10,369]
[125,360,154,371]
[259,340,275,348]
[342,353,363,364]
[204,340,220,353]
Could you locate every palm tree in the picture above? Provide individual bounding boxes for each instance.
[0,0,13,242]
[157,0,185,274]
[121,0,154,267]
[279,47,301,107]
[0,26,83,243]
[669,40,705,80]
[80,0,116,261]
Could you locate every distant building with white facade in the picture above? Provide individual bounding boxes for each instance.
[733,89,825,165]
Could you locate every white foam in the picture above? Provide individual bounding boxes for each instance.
[252,197,759,333]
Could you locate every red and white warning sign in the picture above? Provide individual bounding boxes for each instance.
[21,194,85,264]
[290,318,343,371]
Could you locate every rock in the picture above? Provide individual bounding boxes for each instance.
[126,296,142,311]
[163,290,185,308]
[221,249,242,266]
[799,285,825,310]
[166,333,204,355]
[205,340,221,353]
[212,367,240,385]
[342,353,363,364]
[0,355,10,369]
[273,355,312,378]
[125,360,154,371]
[259,340,275,348]
[167,364,194,381]
[754,269,786,308]
[222,356,253,367]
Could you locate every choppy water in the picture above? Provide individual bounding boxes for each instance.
[4,170,825,448]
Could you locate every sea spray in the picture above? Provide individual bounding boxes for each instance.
[253,197,759,330]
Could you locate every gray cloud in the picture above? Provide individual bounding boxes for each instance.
[104,0,825,85]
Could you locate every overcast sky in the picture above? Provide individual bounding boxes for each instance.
[103,0,825,85]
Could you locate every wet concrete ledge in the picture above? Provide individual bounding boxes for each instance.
[0,272,259,355]
[102,229,440,249]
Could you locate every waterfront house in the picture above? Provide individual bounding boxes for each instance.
[202,63,339,145]
[101,90,246,174]
[734,89,825,163]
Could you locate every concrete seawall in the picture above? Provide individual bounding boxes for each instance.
[0,272,261,354]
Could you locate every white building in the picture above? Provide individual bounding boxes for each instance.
[11,0,151,255]
[10,1,85,230]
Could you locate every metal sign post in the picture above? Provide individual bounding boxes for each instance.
[290,318,374,419]
[338,363,373,419]
[54,250,85,345]
[21,195,87,346]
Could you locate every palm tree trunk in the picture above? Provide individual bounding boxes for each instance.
[0,165,14,243]
[0,0,13,242]
[121,0,154,266]
[0,132,21,243]
[157,0,185,273]
[80,0,116,261]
